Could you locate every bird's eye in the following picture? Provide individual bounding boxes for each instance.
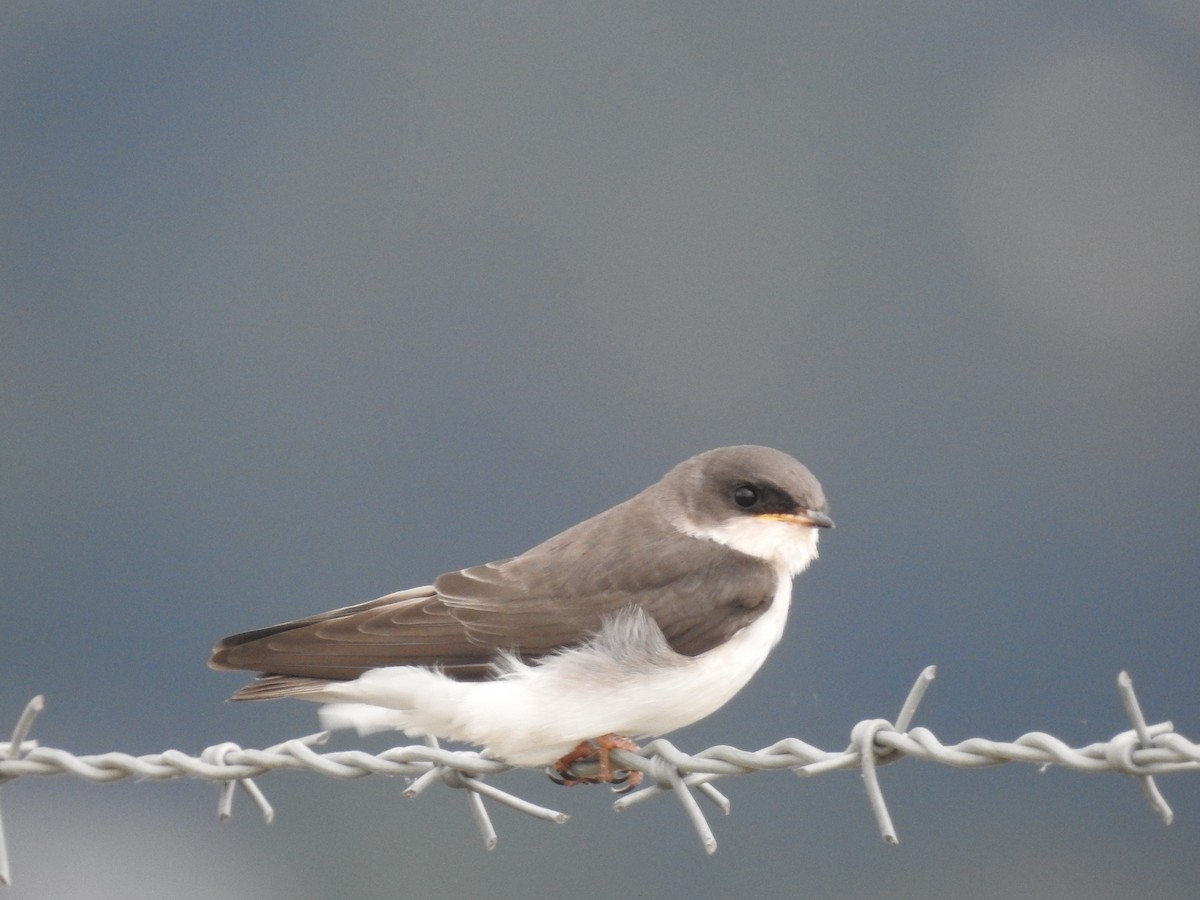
[732,484,759,509]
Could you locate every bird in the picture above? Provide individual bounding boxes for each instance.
[210,445,832,786]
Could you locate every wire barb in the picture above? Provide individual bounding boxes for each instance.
[0,671,1197,886]
[1116,671,1174,825]
[0,695,45,886]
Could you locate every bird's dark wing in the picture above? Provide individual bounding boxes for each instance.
[435,499,780,658]
[210,497,780,684]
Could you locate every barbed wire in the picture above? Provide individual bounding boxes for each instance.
[1,667,1197,886]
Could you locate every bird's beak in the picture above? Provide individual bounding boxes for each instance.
[759,510,835,529]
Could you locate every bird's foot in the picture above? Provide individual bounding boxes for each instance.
[548,734,642,791]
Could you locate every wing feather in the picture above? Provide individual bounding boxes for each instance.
[210,493,780,685]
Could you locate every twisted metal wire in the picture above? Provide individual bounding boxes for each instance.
[1,668,1196,885]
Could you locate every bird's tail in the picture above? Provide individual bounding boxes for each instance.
[228,674,332,701]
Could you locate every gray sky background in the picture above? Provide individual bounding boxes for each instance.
[4,3,1199,898]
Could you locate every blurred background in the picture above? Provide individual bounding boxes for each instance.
[3,2,1199,897]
